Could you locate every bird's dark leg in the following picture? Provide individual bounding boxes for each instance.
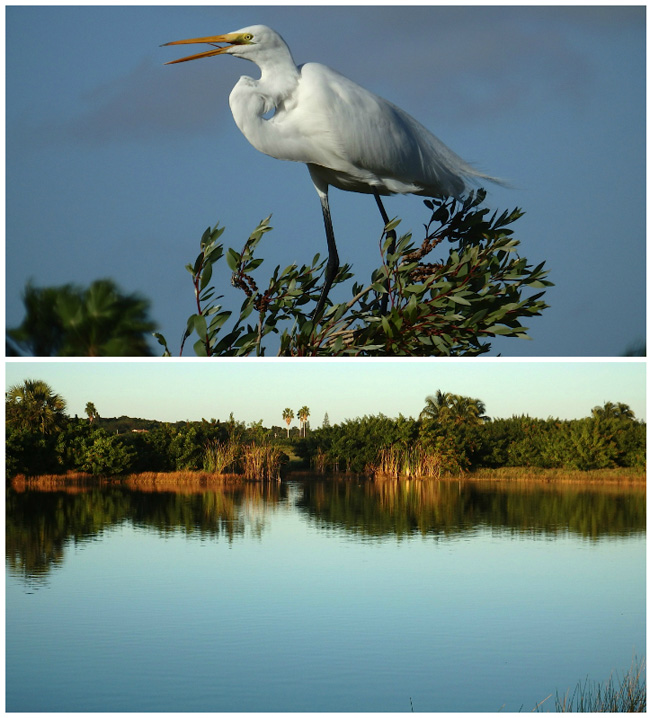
[373,190,395,315]
[312,191,339,323]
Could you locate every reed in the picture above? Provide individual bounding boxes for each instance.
[11,472,95,492]
[240,442,283,481]
[546,657,646,712]
[203,438,239,474]
[372,443,461,479]
[121,471,242,494]
[468,466,645,483]
[123,470,239,486]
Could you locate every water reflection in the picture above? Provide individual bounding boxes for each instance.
[6,478,645,584]
[5,481,287,586]
[299,479,646,540]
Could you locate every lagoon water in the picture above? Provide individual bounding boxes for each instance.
[6,478,646,712]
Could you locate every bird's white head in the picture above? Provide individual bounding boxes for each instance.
[162,25,289,65]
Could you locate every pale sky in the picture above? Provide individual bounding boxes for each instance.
[5,359,646,427]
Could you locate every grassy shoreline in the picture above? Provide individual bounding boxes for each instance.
[9,466,645,491]
[465,466,645,484]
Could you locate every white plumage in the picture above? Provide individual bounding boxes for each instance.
[164,25,496,317]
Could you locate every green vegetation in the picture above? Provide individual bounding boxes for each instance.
[282,407,295,438]
[240,442,284,480]
[155,191,552,356]
[6,379,67,434]
[535,656,646,712]
[420,389,488,424]
[6,380,69,476]
[7,279,156,357]
[5,380,645,481]
[7,194,551,357]
[297,408,645,476]
[6,410,288,481]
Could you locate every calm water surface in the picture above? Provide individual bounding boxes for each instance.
[6,478,646,712]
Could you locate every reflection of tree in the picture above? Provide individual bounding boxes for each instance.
[7,480,645,587]
[5,488,132,587]
[297,480,646,541]
[6,482,286,584]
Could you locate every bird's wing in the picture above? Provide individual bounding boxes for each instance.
[287,63,475,197]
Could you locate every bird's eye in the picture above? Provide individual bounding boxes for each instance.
[243,33,253,41]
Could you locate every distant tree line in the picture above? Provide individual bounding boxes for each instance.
[5,380,293,478]
[5,380,645,479]
[297,397,645,475]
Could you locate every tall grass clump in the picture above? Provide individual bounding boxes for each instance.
[373,442,462,479]
[203,438,239,474]
[241,442,283,481]
[540,657,646,712]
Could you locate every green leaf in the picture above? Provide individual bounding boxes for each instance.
[199,288,215,304]
[405,294,419,319]
[193,338,208,357]
[245,258,264,271]
[432,335,450,354]
[384,217,401,233]
[200,261,213,290]
[200,227,212,246]
[448,294,472,306]
[210,225,226,242]
[209,311,232,331]
[205,244,224,263]
[226,248,240,271]
[239,297,254,321]
[403,284,427,296]
[382,234,395,254]
[487,325,519,336]
[152,332,171,357]
[193,314,208,341]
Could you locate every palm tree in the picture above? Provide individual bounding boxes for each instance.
[282,408,294,438]
[420,390,488,426]
[419,390,454,423]
[592,401,636,421]
[85,402,99,423]
[297,406,310,437]
[8,279,156,356]
[6,379,67,434]
[449,395,489,426]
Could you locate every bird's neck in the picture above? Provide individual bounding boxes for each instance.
[229,51,300,159]
[256,49,299,104]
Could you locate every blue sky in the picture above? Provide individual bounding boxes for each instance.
[5,359,646,427]
[5,5,646,357]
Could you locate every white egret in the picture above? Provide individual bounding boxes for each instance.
[163,25,497,319]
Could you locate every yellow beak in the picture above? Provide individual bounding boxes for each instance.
[162,33,240,64]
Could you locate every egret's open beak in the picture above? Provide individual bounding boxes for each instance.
[162,33,240,64]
